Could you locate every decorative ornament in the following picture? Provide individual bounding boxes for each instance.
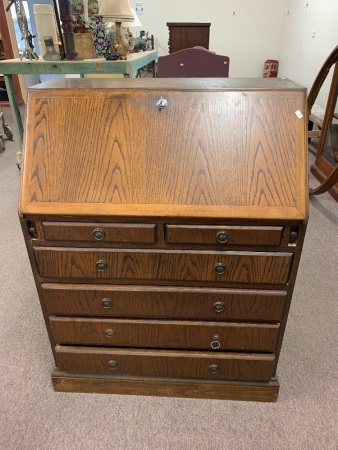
[6,0,38,60]
[111,21,129,58]
[92,17,112,57]
[58,0,78,60]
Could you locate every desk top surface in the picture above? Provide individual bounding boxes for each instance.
[28,76,305,91]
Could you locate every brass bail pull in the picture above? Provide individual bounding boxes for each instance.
[93,228,105,240]
[96,260,108,272]
[209,364,220,374]
[211,333,221,350]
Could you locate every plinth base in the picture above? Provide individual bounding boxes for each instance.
[52,370,280,402]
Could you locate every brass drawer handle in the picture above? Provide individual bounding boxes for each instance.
[209,364,220,374]
[101,298,112,309]
[216,231,230,243]
[108,360,118,371]
[213,301,225,313]
[105,328,115,338]
[214,263,226,275]
[211,333,221,350]
[96,260,108,271]
[93,228,106,240]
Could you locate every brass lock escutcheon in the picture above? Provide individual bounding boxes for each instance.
[156,97,168,109]
[211,333,221,350]
[214,263,226,275]
[213,301,225,313]
[96,260,108,272]
[108,360,118,371]
[105,328,115,338]
[216,230,230,243]
[93,228,106,240]
[209,364,220,374]
[101,298,112,309]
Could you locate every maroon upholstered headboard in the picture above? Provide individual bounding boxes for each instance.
[157,47,230,77]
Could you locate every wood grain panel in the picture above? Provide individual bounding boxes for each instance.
[50,317,279,351]
[42,222,156,243]
[165,225,283,246]
[52,370,279,402]
[55,346,275,381]
[34,247,292,284]
[244,97,298,206]
[21,81,307,220]
[42,283,286,321]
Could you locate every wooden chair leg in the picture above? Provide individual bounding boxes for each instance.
[309,163,338,195]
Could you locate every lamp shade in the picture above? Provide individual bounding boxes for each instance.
[122,8,142,28]
[98,0,134,20]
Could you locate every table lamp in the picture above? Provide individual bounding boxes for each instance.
[98,0,134,58]
[121,8,142,53]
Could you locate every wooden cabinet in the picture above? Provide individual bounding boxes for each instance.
[0,0,24,105]
[167,22,210,53]
[19,78,308,402]
[0,33,5,60]
[0,30,8,101]
[0,33,7,102]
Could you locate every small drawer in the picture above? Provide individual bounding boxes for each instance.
[56,346,275,382]
[165,225,283,246]
[42,283,286,322]
[50,317,279,352]
[34,248,292,285]
[42,222,156,243]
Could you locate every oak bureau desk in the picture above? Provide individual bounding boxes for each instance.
[19,78,308,402]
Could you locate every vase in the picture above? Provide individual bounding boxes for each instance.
[112,21,129,58]
[92,17,112,57]
[33,4,59,57]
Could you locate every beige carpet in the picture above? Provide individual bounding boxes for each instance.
[0,106,337,450]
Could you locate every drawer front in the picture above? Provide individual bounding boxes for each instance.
[43,284,286,322]
[34,248,292,285]
[56,346,275,382]
[50,317,279,352]
[165,225,283,246]
[42,222,156,243]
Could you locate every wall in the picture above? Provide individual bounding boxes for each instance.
[5,1,338,103]
[278,0,338,107]
[131,0,285,77]
[132,0,337,101]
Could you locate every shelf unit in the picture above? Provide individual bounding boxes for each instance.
[0,1,24,106]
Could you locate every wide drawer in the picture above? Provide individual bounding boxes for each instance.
[50,317,279,352]
[34,248,292,285]
[165,225,283,246]
[56,346,275,382]
[42,284,286,322]
[42,222,156,243]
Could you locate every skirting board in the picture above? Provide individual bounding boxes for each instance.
[52,370,280,402]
